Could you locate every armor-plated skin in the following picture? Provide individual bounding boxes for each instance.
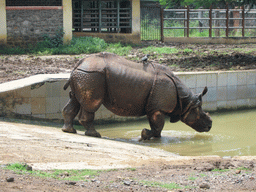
[62,53,212,140]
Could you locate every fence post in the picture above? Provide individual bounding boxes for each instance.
[215,8,220,37]
[209,5,212,37]
[226,3,229,37]
[198,10,203,33]
[187,6,189,37]
[242,6,245,37]
[184,9,187,37]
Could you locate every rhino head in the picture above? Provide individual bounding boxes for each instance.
[180,87,212,132]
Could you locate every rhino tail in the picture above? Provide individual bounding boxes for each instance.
[63,79,70,90]
[63,58,86,90]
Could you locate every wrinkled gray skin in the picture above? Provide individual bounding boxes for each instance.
[62,53,212,140]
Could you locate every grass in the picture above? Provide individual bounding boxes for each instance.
[6,163,28,174]
[140,180,182,190]
[140,46,179,55]
[211,168,230,172]
[105,42,133,56]
[188,176,197,181]
[5,163,196,190]
[127,168,137,171]
[5,163,102,181]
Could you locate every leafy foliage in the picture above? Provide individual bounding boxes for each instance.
[160,0,256,8]
[38,27,65,48]
[0,36,108,55]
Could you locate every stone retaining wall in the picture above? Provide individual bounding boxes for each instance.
[6,9,63,46]
[0,70,255,121]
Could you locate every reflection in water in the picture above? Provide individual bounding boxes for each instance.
[76,109,256,156]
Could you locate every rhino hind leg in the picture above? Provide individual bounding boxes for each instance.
[141,111,165,140]
[62,92,81,134]
[79,108,101,138]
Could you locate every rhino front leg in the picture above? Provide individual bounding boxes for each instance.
[62,92,80,133]
[141,111,165,140]
[79,108,101,138]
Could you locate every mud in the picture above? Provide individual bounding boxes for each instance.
[1,43,256,84]
[0,119,255,191]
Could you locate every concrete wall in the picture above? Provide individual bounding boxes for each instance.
[6,8,63,46]
[0,70,255,121]
[1,0,72,46]
[73,32,141,44]
[164,37,256,44]
[63,0,72,44]
[0,0,7,44]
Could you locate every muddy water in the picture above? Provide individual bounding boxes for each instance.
[90,109,256,157]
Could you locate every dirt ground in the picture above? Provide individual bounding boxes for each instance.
[0,43,256,191]
[0,43,256,84]
[0,119,255,192]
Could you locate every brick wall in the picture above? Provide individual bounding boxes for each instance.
[6,9,63,46]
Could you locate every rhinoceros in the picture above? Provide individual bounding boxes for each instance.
[62,52,212,140]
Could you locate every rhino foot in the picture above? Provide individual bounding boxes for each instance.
[85,130,101,138]
[140,128,153,141]
[62,126,77,134]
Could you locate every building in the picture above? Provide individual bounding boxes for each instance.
[0,0,144,45]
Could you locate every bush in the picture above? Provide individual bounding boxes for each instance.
[37,27,65,49]
[57,36,108,54]
[0,36,108,55]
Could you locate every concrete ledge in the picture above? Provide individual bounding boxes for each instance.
[0,70,255,121]
[164,37,256,44]
[73,32,141,44]
[0,73,70,93]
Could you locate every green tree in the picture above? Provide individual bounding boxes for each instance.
[160,0,255,8]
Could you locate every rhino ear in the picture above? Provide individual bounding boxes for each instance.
[202,86,208,96]
[199,86,208,102]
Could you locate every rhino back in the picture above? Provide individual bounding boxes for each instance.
[104,62,154,116]
[76,54,107,73]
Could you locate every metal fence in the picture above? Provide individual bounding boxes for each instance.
[73,0,132,33]
[140,3,256,40]
[163,6,256,38]
[140,2,163,41]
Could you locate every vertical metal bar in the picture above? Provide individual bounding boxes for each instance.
[184,10,186,37]
[141,7,143,40]
[215,9,220,37]
[145,7,147,40]
[117,0,120,33]
[80,0,83,32]
[209,5,212,37]
[226,3,229,37]
[99,0,102,33]
[129,4,132,32]
[198,10,203,33]
[187,6,189,37]
[242,6,245,37]
[160,7,164,41]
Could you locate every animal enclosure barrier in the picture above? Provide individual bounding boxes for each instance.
[163,6,256,38]
[72,0,132,33]
[140,2,163,41]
